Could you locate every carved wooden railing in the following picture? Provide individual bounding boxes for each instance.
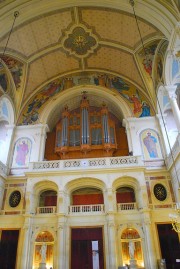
[117,202,137,211]
[36,206,56,214]
[69,204,104,214]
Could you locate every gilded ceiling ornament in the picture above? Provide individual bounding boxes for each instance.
[62,25,98,58]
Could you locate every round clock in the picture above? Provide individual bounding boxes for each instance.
[9,190,21,207]
[153,184,167,201]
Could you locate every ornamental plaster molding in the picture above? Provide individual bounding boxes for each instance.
[165,85,178,100]
[62,24,98,58]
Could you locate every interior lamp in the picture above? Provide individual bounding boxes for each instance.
[169,206,180,233]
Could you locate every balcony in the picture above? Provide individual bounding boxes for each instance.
[36,206,56,214]
[117,202,138,211]
[69,204,104,214]
[28,156,143,173]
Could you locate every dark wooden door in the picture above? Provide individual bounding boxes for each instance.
[157,224,180,269]
[71,227,104,269]
[0,230,19,269]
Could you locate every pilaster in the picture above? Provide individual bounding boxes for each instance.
[165,85,180,131]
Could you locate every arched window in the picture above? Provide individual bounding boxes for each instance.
[116,187,135,203]
[69,187,104,213]
[37,190,57,214]
[116,187,136,211]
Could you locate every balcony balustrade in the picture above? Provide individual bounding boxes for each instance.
[36,206,56,214]
[117,202,137,211]
[69,204,104,214]
[29,156,143,172]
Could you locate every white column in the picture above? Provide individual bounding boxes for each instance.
[21,218,33,269]
[0,178,5,209]
[5,124,16,166]
[156,114,170,154]
[57,190,67,214]
[117,225,123,267]
[141,212,157,269]
[38,124,49,161]
[106,216,118,269]
[59,224,66,269]
[165,85,180,131]
[122,119,133,154]
[105,188,116,212]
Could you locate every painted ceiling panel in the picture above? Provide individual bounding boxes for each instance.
[0,1,178,120]
[25,60,48,100]
[0,10,72,58]
[80,8,162,49]
[87,46,144,88]
[25,50,79,100]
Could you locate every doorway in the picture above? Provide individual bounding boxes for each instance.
[157,224,180,269]
[71,227,104,269]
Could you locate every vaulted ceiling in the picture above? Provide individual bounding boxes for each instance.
[0,0,179,126]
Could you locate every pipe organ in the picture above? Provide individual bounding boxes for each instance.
[55,94,118,159]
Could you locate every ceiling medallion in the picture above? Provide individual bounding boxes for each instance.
[62,25,98,58]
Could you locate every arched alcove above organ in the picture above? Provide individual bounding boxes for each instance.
[44,93,129,160]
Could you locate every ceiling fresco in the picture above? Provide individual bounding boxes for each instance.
[18,73,154,126]
[0,1,178,124]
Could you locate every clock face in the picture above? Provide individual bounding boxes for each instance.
[153,184,167,201]
[9,191,21,207]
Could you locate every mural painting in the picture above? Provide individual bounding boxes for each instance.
[139,44,157,76]
[141,129,163,160]
[18,73,153,125]
[153,41,168,87]
[0,62,8,92]
[20,79,63,125]
[1,56,23,89]
[12,138,32,167]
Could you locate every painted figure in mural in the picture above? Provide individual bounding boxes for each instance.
[0,73,7,92]
[2,57,22,88]
[143,132,158,158]
[128,241,135,259]
[139,101,150,117]
[141,45,157,75]
[111,77,130,91]
[42,81,61,97]
[130,94,142,114]
[40,243,47,263]
[15,140,29,166]
[157,58,163,80]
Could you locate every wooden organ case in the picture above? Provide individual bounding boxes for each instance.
[54,94,121,160]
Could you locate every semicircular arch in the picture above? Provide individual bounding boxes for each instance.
[33,180,58,196]
[113,176,140,192]
[65,177,106,194]
[40,85,132,130]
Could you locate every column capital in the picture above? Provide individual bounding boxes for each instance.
[165,85,178,100]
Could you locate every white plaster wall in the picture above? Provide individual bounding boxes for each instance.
[9,124,49,169]
[123,116,165,159]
